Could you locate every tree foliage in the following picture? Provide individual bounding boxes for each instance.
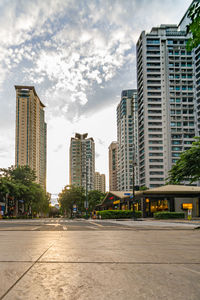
[186,1,200,51]
[167,137,200,184]
[0,165,50,215]
[0,165,36,183]
[88,190,105,211]
[139,186,148,191]
[58,185,85,217]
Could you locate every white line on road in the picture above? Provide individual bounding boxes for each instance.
[88,221,104,228]
[31,227,39,231]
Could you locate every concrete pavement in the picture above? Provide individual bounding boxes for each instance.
[0,219,200,299]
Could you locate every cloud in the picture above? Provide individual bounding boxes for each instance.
[0,128,15,167]
[95,152,100,159]
[97,138,105,146]
[8,0,189,123]
[53,144,64,153]
[22,21,136,121]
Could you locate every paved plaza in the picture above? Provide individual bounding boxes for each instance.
[0,218,200,299]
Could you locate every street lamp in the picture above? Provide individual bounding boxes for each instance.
[131,93,139,217]
[82,165,89,218]
[132,145,137,219]
[85,165,88,218]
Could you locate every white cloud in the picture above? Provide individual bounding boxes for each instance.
[0,128,15,167]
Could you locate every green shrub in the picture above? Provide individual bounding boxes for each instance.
[154,212,185,219]
[97,210,142,219]
[82,214,89,219]
[2,215,33,220]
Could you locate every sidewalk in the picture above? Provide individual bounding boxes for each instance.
[145,217,200,226]
[93,218,199,229]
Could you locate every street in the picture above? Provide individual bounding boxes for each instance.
[0,218,200,299]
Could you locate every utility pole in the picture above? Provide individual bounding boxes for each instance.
[132,153,135,212]
[132,94,138,218]
[85,165,88,218]
[132,155,138,220]
[132,161,135,204]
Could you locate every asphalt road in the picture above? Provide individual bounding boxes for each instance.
[0,218,133,231]
[0,217,199,231]
[0,218,200,299]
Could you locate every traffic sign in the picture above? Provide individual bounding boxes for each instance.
[73,204,77,212]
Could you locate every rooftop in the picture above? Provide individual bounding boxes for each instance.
[15,85,45,108]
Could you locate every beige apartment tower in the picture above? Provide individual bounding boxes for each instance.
[94,172,106,193]
[108,141,118,191]
[15,86,47,190]
[69,133,95,191]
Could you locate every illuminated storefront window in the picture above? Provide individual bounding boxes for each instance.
[150,200,168,213]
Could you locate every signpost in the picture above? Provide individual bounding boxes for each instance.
[182,203,193,210]
[181,203,193,220]
[73,204,77,213]
[188,209,192,220]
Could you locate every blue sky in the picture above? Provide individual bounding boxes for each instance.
[0,0,192,198]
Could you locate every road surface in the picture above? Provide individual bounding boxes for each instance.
[0,218,200,299]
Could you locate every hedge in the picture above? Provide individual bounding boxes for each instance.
[153,212,185,219]
[97,210,142,219]
[2,216,34,219]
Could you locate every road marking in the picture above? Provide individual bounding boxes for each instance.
[88,221,104,227]
[90,226,98,230]
[31,227,39,231]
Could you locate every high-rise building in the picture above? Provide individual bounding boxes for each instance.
[94,172,106,193]
[178,0,200,137]
[108,141,118,191]
[194,45,200,136]
[69,133,95,191]
[136,23,196,188]
[117,89,138,191]
[15,85,47,190]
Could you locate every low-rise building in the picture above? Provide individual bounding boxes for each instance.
[98,185,200,218]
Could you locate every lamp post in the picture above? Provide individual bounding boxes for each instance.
[85,165,88,218]
[132,94,137,214]
[132,146,137,219]
[82,164,90,219]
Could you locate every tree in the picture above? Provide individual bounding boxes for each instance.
[139,186,148,191]
[0,167,27,204]
[186,1,200,51]
[0,165,36,184]
[58,185,85,217]
[0,165,50,216]
[23,181,49,215]
[88,190,105,212]
[167,137,200,184]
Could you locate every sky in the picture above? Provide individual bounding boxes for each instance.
[0,0,192,201]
